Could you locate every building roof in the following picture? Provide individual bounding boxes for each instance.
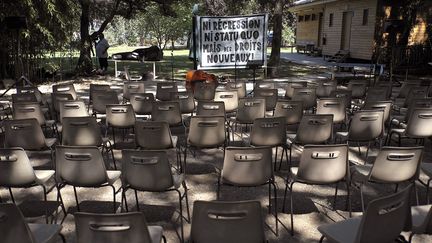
[291,0,339,11]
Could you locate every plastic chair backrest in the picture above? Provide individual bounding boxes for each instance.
[254,88,278,111]
[4,118,47,150]
[151,101,182,126]
[106,104,136,128]
[292,87,317,110]
[122,150,173,191]
[13,102,46,126]
[51,93,74,114]
[17,86,44,105]
[214,91,238,112]
[221,147,272,186]
[55,146,107,186]
[331,89,352,109]
[405,108,432,138]
[297,144,348,184]
[129,93,154,115]
[348,110,384,141]
[197,101,226,117]
[285,82,307,99]
[254,81,274,90]
[89,84,111,102]
[236,98,266,124]
[316,80,337,98]
[274,100,303,125]
[170,91,195,114]
[405,98,432,122]
[156,82,177,101]
[355,185,412,243]
[12,93,38,104]
[363,100,392,124]
[52,83,77,100]
[75,212,153,243]
[188,116,226,147]
[194,82,216,101]
[191,200,265,243]
[135,121,173,149]
[61,117,103,146]
[348,80,367,99]
[365,87,389,103]
[296,114,333,144]
[398,83,419,98]
[250,117,286,146]
[92,91,119,114]
[123,81,145,100]
[0,203,35,243]
[370,146,423,182]
[316,97,346,124]
[0,148,36,187]
[59,100,88,122]
[226,81,246,98]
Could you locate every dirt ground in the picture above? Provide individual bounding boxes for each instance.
[3,69,432,243]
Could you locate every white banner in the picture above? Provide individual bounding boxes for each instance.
[196,14,268,70]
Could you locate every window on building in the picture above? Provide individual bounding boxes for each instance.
[298,15,304,22]
[329,13,333,27]
[312,14,316,21]
[305,15,311,21]
[362,9,369,25]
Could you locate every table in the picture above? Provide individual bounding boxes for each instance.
[112,60,158,78]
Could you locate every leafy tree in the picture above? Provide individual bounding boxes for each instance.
[75,0,178,75]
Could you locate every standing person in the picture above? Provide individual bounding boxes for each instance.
[96,33,110,74]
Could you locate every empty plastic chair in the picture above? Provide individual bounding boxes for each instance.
[254,88,278,111]
[61,116,115,168]
[121,149,189,242]
[130,93,154,116]
[0,148,65,222]
[331,89,352,112]
[52,83,77,100]
[196,101,225,117]
[75,211,165,243]
[388,108,432,146]
[106,104,136,145]
[351,146,423,211]
[89,84,111,111]
[156,82,177,101]
[292,87,317,111]
[274,100,303,125]
[316,97,347,125]
[17,86,46,106]
[123,81,145,101]
[217,147,278,234]
[287,114,334,164]
[336,109,384,159]
[194,82,216,101]
[226,81,246,98]
[190,200,266,243]
[254,81,275,90]
[347,80,367,99]
[13,102,57,133]
[151,101,183,127]
[51,93,74,117]
[55,145,121,212]
[0,203,65,243]
[92,91,120,115]
[364,87,389,103]
[317,185,412,243]
[316,80,337,98]
[58,100,89,121]
[284,82,307,99]
[12,93,38,104]
[410,203,432,241]
[170,91,195,115]
[283,144,350,235]
[363,100,392,127]
[214,91,238,113]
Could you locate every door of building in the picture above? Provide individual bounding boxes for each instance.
[341,11,353,50]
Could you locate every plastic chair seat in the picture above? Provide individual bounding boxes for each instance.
[148,225,164,243]
[34,170,55,184]
[106,171,121,185]
[317,217,361,243]
[411,204,432,233]
[28,223,63,243]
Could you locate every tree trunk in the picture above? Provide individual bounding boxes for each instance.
[268,0,284,78]
[76,0,93,75]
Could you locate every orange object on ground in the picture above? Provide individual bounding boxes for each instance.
[186,70,217,91]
